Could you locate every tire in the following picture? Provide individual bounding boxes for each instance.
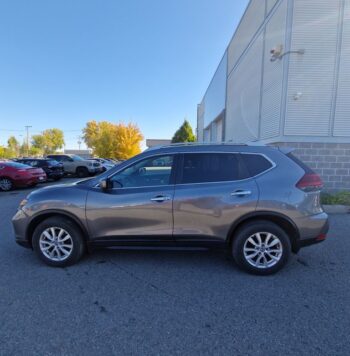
[231,221,291,276]
[0,177,13,191]
[53,177,62,181]
[76,167,89,178]
[32,217,85,267]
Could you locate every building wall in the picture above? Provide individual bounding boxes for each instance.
[219,0,290,143]
[197,0,350,190]
[275,142,350,190]
[284,0,343,137]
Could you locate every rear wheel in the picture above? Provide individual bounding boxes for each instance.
[76,167,89,178]
[0,177,13,191]
[231,221,291,275]
[32,217,85,267]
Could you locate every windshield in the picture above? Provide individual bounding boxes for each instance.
[3,162,30,169]
[71,155,84,161]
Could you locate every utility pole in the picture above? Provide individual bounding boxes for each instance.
[77,136,82,151]
[25,126,32,157]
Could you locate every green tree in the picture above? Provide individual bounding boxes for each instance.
[32,128,65,155]
[83,121,143,159]
[0,146,11,159]
[7,136,19,156]
[171,120,196,143]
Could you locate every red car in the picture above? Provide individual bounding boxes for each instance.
[0,161,47,191]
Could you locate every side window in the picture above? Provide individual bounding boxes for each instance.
[50,156,61,162]
[61,156,72,162]
[240,154,273,177]
[180,153,242,184]
[110,155,174,188]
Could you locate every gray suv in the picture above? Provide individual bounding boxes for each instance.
[12,144,329,275]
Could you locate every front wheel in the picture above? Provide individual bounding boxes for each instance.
[231,221,291,275]
[32,217,85,267]
[76,167,89,178]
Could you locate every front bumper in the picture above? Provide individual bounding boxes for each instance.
[47,171,64,179]
[12,208,31,248]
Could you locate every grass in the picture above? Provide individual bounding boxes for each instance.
[321,191,350,206]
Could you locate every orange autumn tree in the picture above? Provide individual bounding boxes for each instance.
[82,121,143,160]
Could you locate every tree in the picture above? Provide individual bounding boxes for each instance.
[7,136,19,156]
[32,128,65,155]
[171,120,196,143]
[83,121,143,159]
[0,146,11,159]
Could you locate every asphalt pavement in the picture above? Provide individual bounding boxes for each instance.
[0,181,349,355]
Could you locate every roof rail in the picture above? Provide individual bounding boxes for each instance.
[146,142,250,151]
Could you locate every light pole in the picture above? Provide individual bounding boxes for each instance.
[77,136,82,151]
[25,126,32,157]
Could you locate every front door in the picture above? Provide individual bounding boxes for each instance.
[86,154,176,242]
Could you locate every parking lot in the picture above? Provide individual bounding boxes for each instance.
[0,181,349,355]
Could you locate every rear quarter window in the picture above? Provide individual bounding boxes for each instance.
[241,154,273,177]
[286,153,314,174]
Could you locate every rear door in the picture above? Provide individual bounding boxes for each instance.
[173,152,259,243]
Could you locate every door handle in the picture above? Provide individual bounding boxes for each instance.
[151,195,171,202]
[231,190,252,197]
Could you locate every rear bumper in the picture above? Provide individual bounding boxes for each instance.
[295,212,329,250]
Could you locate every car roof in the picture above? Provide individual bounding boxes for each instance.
[144,142,278,155]
[18,158,49,161]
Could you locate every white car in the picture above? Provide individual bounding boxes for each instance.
[88,158,115,172]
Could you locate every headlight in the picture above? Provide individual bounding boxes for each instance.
[19,199,28,209]
[88,162,93,167]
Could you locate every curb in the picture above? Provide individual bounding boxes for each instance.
[322,205,350,214]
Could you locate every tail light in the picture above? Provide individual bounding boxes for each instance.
[296,173,323,192]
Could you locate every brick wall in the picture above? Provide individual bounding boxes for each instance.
[274,142,350,191]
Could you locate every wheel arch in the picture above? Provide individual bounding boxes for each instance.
[26,210,90,248]
[226,211,300,253]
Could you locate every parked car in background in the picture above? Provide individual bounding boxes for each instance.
[105,158,121,165]
[13,144,329,275]
[88,158,115,172]
[16,158,64,181]
[46,154,103,178]
[0,161,46,191]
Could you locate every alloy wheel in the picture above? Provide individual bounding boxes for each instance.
[0,178,12,191]
[243,232,283,269]
[39,227,74,262]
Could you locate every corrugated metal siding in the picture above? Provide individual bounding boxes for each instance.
[227,0,266,74]
[202,52,227,128]
[284,0,341,136]
[267,0,279,14]
[226,32,264,143]
[333,1,350,137]
[260,0,288,139]
[197,103,204,142]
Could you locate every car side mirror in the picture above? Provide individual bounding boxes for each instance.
[100,178,111,191]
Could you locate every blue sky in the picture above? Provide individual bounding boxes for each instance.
[0,0,248,149]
